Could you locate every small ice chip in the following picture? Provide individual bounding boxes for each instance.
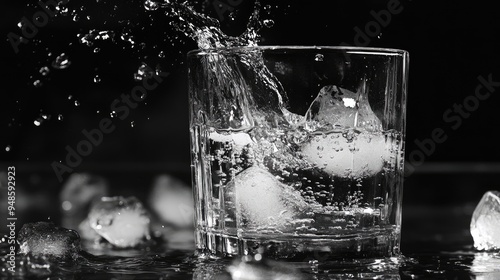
[471,191,500,251]
[88,196,151,248]
[18,222,81,259]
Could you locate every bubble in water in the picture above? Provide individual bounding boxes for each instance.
[144,0,159,11]
[52,53,71,69]
[57,114,63,121]
[314,54,324,62]
[39,66,50,76]
[5,145,11,152]
[93,47,100,53]
[263,19,274,28]
[33,80,42,87]
[73,14,80,22]
[94,75,101,83]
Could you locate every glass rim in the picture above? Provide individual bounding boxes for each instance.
[187,45,409,57]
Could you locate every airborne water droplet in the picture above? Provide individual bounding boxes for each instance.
[314,54,324,62]
[5,145,11,152]
[39,66,50,76]
[158,51,165,58]
[74,100,80,106]
[52,53,71,69]
[93,47,100,53]
[134,63,152,81]
[144,0,159,11]
[33,80,42,87]
[57,114,63,121]
[34,118,42,126]
[110,111,117,118]
[73,14,80,22]
[94,75,101,83]
[130,121,135,127]
[263,19,274,28]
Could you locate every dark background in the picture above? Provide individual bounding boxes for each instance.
[0,0,499,249]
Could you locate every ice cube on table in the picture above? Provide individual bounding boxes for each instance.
[225,166,308,229]
[18,222,81,259]
[305,85,382,132]
[77,217,101,241]
[148,174,194,228]
[300,130,391,178]
[471,191,500,251]
[59,173,109,231]
[88,196,151,248]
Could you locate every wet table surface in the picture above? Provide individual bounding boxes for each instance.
[1,168,500,279]
[1,204,500,279]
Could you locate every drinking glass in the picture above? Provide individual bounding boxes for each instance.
[188,46,409,268]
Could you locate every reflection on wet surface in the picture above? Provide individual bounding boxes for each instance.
[2,240,500,279]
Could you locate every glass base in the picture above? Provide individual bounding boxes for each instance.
[194,228,402,272]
